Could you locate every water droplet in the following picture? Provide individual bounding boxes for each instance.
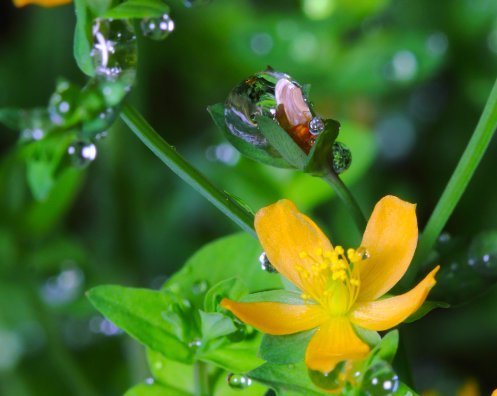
[309,116,325,135]
[356,247,370,261]
[91,19,137,87]
[308,362,348,391]
[227,373,252,389]
[141,14,175,41]
[384,50,418,82]
[224,69,315,167]
[259,252,278,273]
[192,280,208,295]
[331,141,352,174]
[188,339,202,349]
[68,141,98,168]
[145,377,154,385]
[48,79,80,126]
[438,232,451,244]
[362,362,399,395]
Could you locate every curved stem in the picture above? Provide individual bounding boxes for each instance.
[406,77,497,284]
[121,104,255,236]
[323,168,367,232]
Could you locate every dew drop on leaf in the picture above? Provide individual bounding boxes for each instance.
[331,141,352,174]
[188,339,202,349]
[141,14,175,41]
[309,116,325,135]
[259,252,278,273]
[68,141,97,168]
[226,373,252,389]
[192,280,208,294]
[48,79,80,127]
[361,362,399,395]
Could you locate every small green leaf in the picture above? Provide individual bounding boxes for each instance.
[147,350,194,394]
[125,382,191,396]
[200,311,237,342]
[256,115,306,169]
[26,160,54,201]
[74,0,94,76]
[404,300,449,323]
[200,334,264,372]
[241,290,304,305]
[376,330,399,364]
[260,330,314,364]
[303,119,340,175]
[86,0,112,16]
[87,286,193,363]
[204,277,248,313]
[207,103,289,168]
[353,325,381,348]
[103,0,170,19]
[248,362,324,395]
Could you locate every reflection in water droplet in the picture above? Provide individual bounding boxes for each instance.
[362,362,399,395]
[227,373,252,389]
[68,141,98,168]
[356,247,370,261]
[141,14,175,41]
[309,116,325,135]
[331,141,352,174]
[91,19,137,87]
[224,69,315,166]
[259,252,278,273]
[192,280,208,295]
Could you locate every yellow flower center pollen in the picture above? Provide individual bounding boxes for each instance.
[296,245,369,316]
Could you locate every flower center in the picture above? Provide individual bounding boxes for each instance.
[296,246,369,316]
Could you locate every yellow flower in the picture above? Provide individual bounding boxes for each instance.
[13,0,71,8]
[222,196,439,373]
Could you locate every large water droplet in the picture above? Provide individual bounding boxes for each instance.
[309,116,325,135]
[331,141,352,174]
[91,19,137,87]
[361,362,399,395]
[259,252,278,273]
[308,362,348,391]
[141,14,175,41]
[68,141,98,168]
[227,373,252,389]
[224,69,315,167]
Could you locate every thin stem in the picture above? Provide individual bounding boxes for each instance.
[193,361,209,396]
[323,168,367,232]
[121,104,255,236]
[407,78,497,284]
[24,276,98,396]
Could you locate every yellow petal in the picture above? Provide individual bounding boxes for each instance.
[357,195,418,302]
[255,199,333,293]
[221,298,328,335]
[305,318,369,373]
[350,266,439,331]
[13,0,71,7]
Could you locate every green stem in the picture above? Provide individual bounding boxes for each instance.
[193,361,209,396]
[407,78,497,283]
[324,168,367,232]
[121,104,255,236]
[24,276,98,396]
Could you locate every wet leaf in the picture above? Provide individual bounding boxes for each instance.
[103,0,170,19]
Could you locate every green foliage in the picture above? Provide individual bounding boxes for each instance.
[74,0,94,76]
[103,0,170,19]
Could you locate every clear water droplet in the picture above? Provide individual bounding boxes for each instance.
[192,280,208,295]
[362,362,399,395]
[48,79,80,126]
[68,141,97,168]
[188,339,202,349]
[227,373,252,389]
[259,252,278,273]
[141,14,175,41]
[224,69,315,167]
[309,116,325,135]
[19,109,51,142]
[331,141,352,174]
[356,247,370,261]
[308,362,348,391]
[90,19,137,87]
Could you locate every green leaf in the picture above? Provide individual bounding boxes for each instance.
[86,0,112,16]
[204,278,248,313]
[259,330,314,364]
[248,362,324,395]
[164,233,282,306]
[207,103,290,168]
[200,311,237,342]
[199,334,264,372]
[303,119,340,175]
[353,325,381,348]
[87,286,193,363]
[74,0,94,76]
[147,350,194,394]
[241,290,304,305]
[375,330,399,364]
[404,300,449,323]
[0,108,23,130]
[26,160,54,201]
[256,115,306,170]
[125,382,191,396]
[103,0,170,19]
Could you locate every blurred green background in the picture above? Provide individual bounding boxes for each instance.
[1,0,497,394]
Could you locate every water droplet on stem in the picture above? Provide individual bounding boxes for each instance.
[141,14,175,40]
